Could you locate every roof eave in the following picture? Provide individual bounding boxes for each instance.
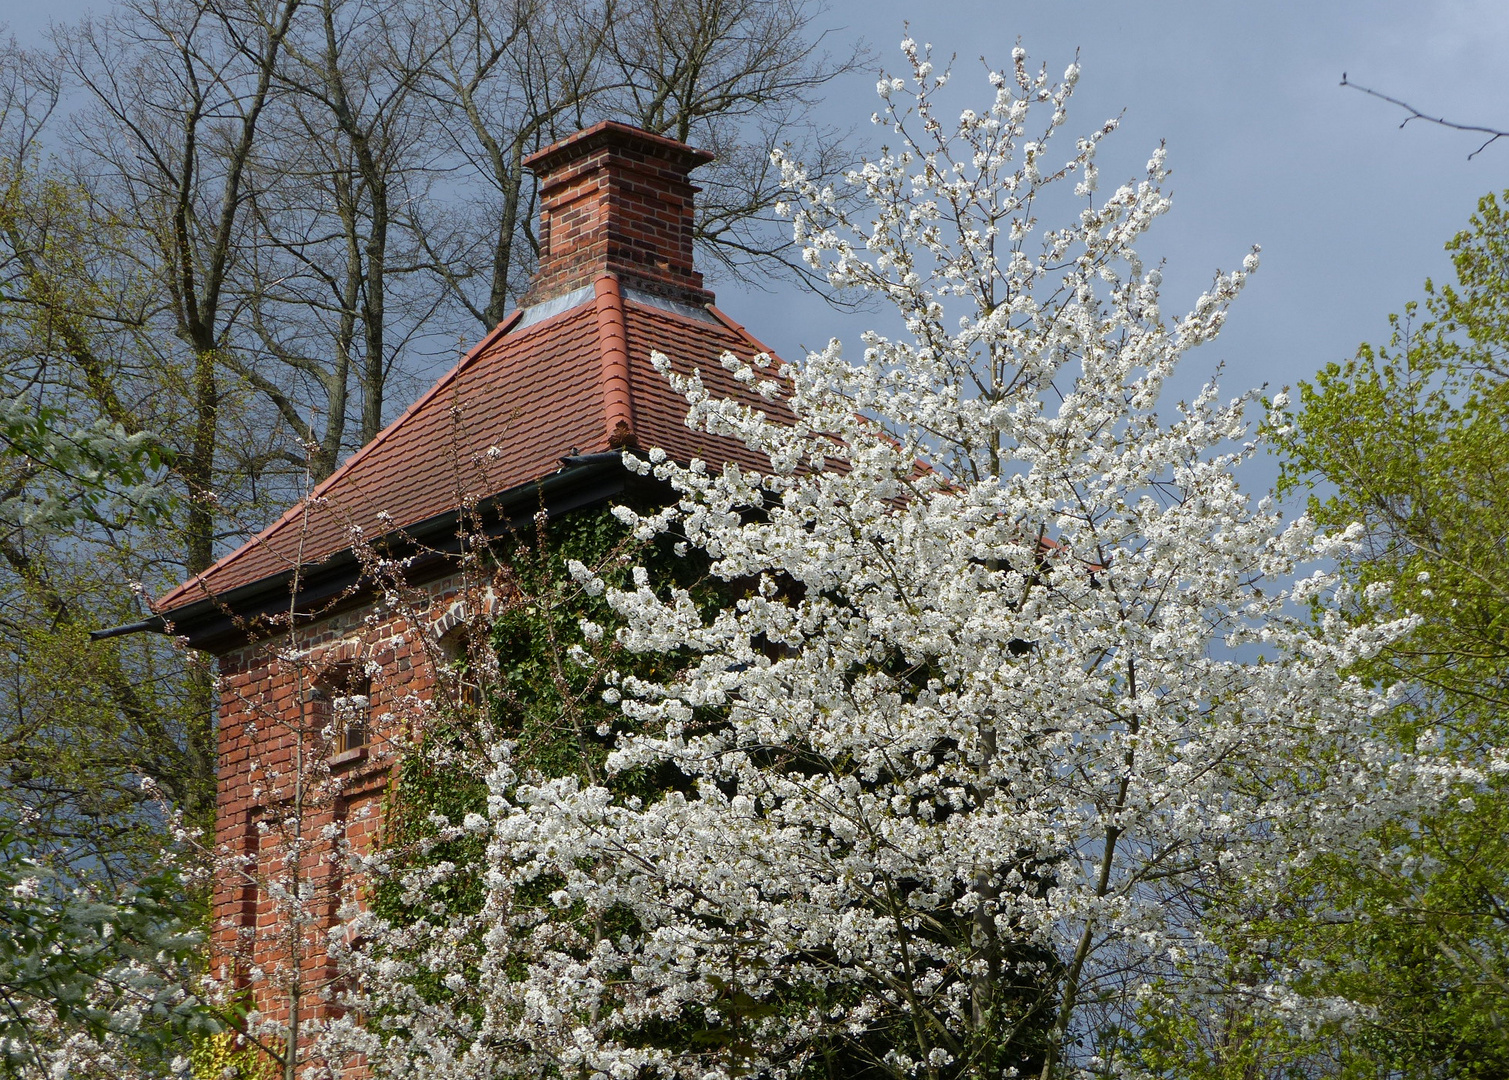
[150,452,636,654]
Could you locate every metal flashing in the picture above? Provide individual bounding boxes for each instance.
[510,285,596,331]
[622,285,720,325]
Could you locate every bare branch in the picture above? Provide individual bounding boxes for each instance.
[1342,72,1509,159]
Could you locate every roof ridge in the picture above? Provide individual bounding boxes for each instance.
[706,304,783,363]
[157,309,525,612]
[593,274,635,448]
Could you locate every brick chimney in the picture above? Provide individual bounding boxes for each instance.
[520,121,716,308]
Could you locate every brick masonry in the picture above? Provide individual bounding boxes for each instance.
[209,570,478,1045]
[521,121,716,308]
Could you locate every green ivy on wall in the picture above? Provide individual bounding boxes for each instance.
[374,494,718,931]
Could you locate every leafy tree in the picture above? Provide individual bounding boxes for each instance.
[0,395,191,880]
[1266,189,1509,1078]
[329,41,1436,1080]
[0,817,216,1079]
[0,155,213,881]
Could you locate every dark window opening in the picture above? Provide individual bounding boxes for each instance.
[318,661,371,754]
[441,628,485,711]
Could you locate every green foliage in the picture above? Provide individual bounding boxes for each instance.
[0,441,208,883]
[0,817,218,1075]
[0,395,187,883]
[1260,190,1509,1077]
[0,399,172,530]
[189,1027,266,1080]
[1132,984,1311,1080]
[2,613,193,878]
[0,158,215,875]
[386,499,714,812]
[490,505,645,782]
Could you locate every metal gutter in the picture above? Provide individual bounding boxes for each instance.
[89,616,167,641]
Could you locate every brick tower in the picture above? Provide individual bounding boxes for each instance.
[147,121,785,1069]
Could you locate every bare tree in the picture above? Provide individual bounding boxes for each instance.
[400,0,869,337]
[238,0,458,476]
[57,0,305,571]
[602,0,866,287]
[0,3,309,877]
[403,0,611,329]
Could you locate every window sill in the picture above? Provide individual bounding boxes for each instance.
[330,746,369,769]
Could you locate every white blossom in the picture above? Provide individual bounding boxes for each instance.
[325,40,1438,1080]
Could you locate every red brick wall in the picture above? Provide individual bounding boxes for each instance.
[210,572,476,1056]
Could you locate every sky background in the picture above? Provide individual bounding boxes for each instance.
[7,0,1509,492]
[720,1,1509,399]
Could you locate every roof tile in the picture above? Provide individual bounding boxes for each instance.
[157,275,787,616]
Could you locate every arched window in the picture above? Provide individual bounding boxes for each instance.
[317,661,371,754]
[439,627,485,712]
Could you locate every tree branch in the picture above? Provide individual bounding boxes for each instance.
[1342,73,1509,159]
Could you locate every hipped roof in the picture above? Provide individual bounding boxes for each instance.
[155,276,785,623]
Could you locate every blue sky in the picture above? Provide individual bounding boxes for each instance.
[717,1,1509,404]
[9,1,1509,483]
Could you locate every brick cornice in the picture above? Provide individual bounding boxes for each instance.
[523,121,714,181]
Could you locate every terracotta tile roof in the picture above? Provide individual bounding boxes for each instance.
[155,274,788,617]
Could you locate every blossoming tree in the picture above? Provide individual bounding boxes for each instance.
[331,41,1433,1080]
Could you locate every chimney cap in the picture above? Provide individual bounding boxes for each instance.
[524,121,715,182]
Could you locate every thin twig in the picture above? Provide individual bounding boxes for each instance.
[1342,73,1509,159]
